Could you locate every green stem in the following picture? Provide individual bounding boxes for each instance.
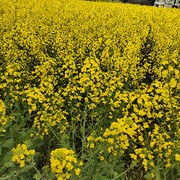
[81,103,87,158]
[48,125,61,143]
[113,163,137,180]
[70,105,76,153]
[32,164,46,180]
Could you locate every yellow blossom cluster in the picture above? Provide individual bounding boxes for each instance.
[12,144,35,168]
[50,148,81,179]
[0,100,7,132]
[0,0,180,178]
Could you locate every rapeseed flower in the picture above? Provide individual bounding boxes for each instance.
[0,0,180,178]
[50,148,80,179]
[12,144,35,168]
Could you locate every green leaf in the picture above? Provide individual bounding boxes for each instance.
[154,166,162,180]
[95,175,113,180]
[2,151,13,164]
[19,165,33,174]
[0,134,5,137]
[144,173,153,180]
[33,172,43,180]
[1,138,14,149]
[19,131,29,141]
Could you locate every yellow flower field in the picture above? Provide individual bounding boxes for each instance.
[0,0,180,179]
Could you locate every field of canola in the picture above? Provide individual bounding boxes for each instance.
[0,0,180,179]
